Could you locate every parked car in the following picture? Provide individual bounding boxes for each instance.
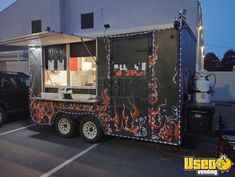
[0,71,29,126]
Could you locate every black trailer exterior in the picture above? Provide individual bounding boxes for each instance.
[29,26,196,145]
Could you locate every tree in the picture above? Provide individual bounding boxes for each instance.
[221,49,235,71]
[204,52,220,71]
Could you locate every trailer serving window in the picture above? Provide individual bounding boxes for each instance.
[44,44,67,87]
[0,32,97,100]
[43,41,96,89]
[70,56,96,87]
[70,41,96,88]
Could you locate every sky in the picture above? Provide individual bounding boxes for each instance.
[0,0,15,12]
[200,0,235,59]
[0,0,235,59]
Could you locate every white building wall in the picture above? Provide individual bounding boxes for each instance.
[0,50,29,74]
[0,0,61,40]
[0,0,199,75]
[62,0,198,36]
[0,0,198,41]
[210,72,235,102]
[4,61,29,75]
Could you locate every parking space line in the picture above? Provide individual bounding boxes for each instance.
[0,124,36,136]
[40,143,99,177]
[160,157,171,162]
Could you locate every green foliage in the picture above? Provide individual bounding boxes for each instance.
[204,50,235,71]
[221,49,235,71]
[204,52,220,71]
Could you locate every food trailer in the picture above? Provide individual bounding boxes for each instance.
[0,23,196,145]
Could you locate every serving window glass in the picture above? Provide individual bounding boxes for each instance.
[44,44,67,87]
[43,41,96,97]
[44,70,67,86]
[70,56,96,87]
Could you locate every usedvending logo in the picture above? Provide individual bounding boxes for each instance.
[184,155,233,176]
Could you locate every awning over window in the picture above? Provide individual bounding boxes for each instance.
[0,32,93,46]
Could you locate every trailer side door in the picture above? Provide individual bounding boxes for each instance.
[110,34,151,137]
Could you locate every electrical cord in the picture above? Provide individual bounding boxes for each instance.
[206,73,216,96]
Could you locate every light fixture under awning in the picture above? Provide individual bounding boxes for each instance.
[0,31,94,46]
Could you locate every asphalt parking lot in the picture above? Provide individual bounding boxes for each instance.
[0,117,234,177]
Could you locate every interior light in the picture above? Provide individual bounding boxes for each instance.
[82,62,92,71]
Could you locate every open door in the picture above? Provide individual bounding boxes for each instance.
[110,34,152,136]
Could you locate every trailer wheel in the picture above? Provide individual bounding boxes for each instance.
[55,114,77,138]
[0,107,6,127]
[80,117,103,143]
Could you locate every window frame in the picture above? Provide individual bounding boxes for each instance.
[31,20,42,34]
[43,43,97,92]
[81,12,94,29]
[69,56,97,88]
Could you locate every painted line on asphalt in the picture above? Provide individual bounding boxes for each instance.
[40,143,99,177]
[0,124,36,136]
[160,157,171,162]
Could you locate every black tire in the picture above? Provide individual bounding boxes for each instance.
[0,107,6,127]
[55,114,77,138]
[79,117,103,143]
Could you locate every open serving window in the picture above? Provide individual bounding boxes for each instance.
[0,32,97,102]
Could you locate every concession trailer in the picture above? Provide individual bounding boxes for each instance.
[0,22,196,146]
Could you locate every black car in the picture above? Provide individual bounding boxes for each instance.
[0,71,29,126]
